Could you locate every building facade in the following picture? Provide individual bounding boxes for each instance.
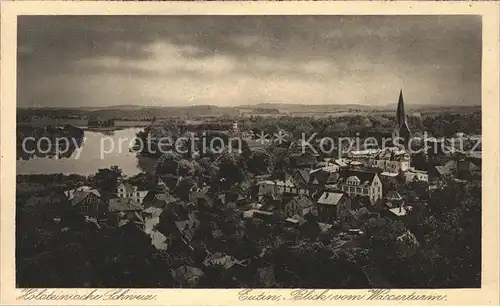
[117,183,148,204]
[338,170,383,205]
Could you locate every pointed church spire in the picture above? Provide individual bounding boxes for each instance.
[396,89,406,128]
[392,90,411,146]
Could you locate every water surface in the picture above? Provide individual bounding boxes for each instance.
[17,128,156,177]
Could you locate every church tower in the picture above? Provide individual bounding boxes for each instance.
[392,90,411,146]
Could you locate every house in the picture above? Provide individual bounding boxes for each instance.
[283,195,315,218]
[384,190,404,208]
[143,191,177,209]
[142,213,168,250]
[243,209,274,221]
[69,189,104,220]
[291,169,310,190]
[64,186,100,200]
[143,206,164,220]
[338,170,383,205]
[348,147,411,174]
[434,159,480,179]
[107,197,144,227]
[348,149,380,166]
[316,191,351,223]
[434,164,454,178]
[257,179,298,200]
[284,216,305,227]
[387,205,412,218]
[404,168,429,183]
[117,182,148,204]
[372,148,411,173]
[258,194,283,213]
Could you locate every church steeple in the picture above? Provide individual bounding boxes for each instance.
[395,89,407,128]
[392,90,411,146]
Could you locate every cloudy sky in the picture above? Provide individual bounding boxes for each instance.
[18,15,481,108]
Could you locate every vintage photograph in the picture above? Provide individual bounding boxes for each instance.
[15,15,482,289]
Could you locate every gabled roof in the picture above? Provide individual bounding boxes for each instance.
[389,206,411,217]
[118,182,136,192]
[381,172,398,177]
[71,190,99,206]
[109,197,143,212]
[317,191,345,206]
[338,170,377,185]
[375,147,410,161]
[385,190,403,201]
[317,222,333,232]
[334,159,349,167]
[291,169,310,188]
[435,165,453,176]
[288,195,314,209]
[65,186,100,200]
[144,191,177,208]
[156,192,177,204]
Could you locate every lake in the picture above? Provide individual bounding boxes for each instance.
[16,128,156,177]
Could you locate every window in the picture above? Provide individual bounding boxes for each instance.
[137,192,140,197]
[81,205,88,214]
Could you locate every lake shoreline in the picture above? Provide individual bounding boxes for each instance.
[16,128,156,177]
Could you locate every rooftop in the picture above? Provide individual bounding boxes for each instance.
[109,197,143,212]
[317,191,345,206]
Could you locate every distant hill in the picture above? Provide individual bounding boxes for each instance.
[18,103,480,120]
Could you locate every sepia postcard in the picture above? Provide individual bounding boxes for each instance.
[1,1,499,305]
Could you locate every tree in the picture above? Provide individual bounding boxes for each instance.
[175,176,196,201]
[91,166,122,199]
[247,151,270,175]
[216,152,245,186]
[155,152,182,175]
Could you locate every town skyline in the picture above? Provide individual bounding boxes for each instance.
[18,15,481,108]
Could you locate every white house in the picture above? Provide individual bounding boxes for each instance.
[117,182,148,204]
[405,168,429,183]
[338,170,383,205]
[257,179,307,199]
[348,147,411,174]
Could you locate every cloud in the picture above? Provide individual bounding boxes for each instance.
[17,15,481,107]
